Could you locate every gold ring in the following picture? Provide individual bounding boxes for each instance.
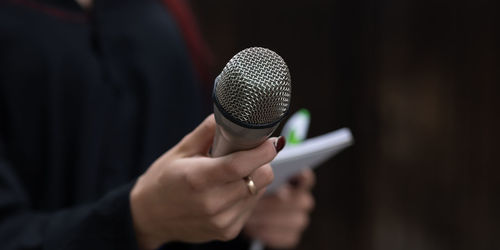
[244,176,256,195]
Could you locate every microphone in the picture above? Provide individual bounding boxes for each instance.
[210,47,292,157]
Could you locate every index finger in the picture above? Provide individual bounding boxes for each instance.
[208,137,280,182]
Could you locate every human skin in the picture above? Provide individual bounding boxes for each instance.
[244,169,316,249]
[130,115,277,249]
[131,114,316,249]
[75,0,317,245]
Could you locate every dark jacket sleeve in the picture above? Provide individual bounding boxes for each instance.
[0,142,139,250]
[0,141,253,250]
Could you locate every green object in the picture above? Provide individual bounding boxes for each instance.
[282,108,311,145]
[298,108,310,119]
[288,130,301,144]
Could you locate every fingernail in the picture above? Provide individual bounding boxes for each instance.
[274,136,286,153]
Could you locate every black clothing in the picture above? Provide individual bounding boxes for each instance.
[0,0,245,249]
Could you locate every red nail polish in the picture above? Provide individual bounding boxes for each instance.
[274,136,286,153]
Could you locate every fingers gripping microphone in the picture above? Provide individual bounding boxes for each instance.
[211,47,292,157]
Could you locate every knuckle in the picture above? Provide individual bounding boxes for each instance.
[176,135,193,153]
[208,216,228,231]
[203,114,215,127]
[157,167,171,186]
[199,119,213,134]
[223,157,244,178]
[218,227,240,242]
[201,198,221,216]
[185,171,205,192]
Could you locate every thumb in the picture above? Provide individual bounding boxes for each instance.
[175,114,216,157]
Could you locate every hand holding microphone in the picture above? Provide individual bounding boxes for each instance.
[130,47,291,249]
[130,115,280,249]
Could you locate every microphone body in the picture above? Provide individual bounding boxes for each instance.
[211,104,279,157]
[209,47,292,157]
[209,47,292,250]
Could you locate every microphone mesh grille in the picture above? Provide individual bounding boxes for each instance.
[215,47,292,125]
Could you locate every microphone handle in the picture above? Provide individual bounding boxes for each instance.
[210,125,262,157]
[210,104,278,157]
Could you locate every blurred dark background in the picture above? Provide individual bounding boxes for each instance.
[191,1,499,250]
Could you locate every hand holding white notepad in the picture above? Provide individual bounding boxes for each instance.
[250,127,354,250]
[267,128,354,193]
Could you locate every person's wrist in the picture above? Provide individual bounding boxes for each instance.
[130,177,166,250]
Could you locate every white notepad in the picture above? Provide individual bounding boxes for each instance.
[267,128,354,193]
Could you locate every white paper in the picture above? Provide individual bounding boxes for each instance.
[267,128,354,193]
